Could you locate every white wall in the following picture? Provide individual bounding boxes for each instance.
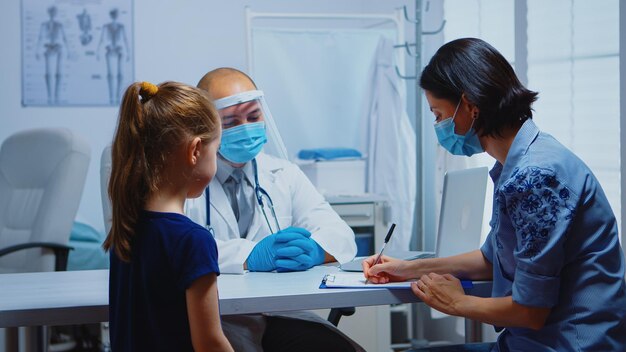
[0,0,415,234]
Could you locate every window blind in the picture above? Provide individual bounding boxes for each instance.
[441,0,620,236]
[527,0,620,229]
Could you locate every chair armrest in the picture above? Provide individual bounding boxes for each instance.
[0,242,74,271]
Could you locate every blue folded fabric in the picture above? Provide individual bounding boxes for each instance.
[70,221,104,243]
[68,221,110,270]
[297,148,362,161]
[68,240,110,270]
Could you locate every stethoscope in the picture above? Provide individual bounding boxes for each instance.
[205,158,282,236]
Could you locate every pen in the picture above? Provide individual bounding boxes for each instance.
[365,223,396,284]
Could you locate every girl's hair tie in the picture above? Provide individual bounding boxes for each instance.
[139,81,158,102]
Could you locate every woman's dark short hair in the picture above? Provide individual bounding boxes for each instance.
[419,38,538,137]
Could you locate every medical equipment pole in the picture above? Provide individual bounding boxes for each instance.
[411,0,427,346]
[414,0,423,255]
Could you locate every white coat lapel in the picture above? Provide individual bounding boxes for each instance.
[208,180,239,238]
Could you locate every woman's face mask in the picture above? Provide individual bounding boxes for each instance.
[219,122,267,163]
[433,99,484,157]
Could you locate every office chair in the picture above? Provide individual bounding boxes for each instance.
[0,128,90,273]
[0,128,90,351]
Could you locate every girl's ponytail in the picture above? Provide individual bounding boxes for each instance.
[103,82,158,262]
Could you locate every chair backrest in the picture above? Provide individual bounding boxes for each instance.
[0,128,91,273]
[100,146,112,235]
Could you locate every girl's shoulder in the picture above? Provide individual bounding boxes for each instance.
[140,211,213,243]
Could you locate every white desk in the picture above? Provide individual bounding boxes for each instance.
[0,265,492,329]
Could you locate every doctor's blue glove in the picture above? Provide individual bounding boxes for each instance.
[275,226,311,239]
[275,236,326,272]
[246,227,311,272]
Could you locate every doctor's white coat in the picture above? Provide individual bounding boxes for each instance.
[185,152,357,274]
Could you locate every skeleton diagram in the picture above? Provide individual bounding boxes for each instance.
[36,6,68,105]
[97,8,130,105]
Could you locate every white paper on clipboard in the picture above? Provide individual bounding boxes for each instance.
[321,272,415,289]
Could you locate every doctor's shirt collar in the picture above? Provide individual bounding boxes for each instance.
[216,156,254,187]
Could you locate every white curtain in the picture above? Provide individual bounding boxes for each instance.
[251,27,394,158]
[251,27,417,249]
[361,37,416,251]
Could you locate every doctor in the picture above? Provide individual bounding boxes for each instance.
[186,67,357,273]
[186,67,361,352]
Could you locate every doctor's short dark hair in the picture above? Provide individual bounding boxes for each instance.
[419,37,538,137]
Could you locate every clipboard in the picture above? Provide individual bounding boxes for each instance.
[320,272,473,289]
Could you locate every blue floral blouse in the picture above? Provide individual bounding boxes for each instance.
[480,119,626,351]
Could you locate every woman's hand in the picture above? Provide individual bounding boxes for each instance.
[362,255,414,283]
[412,273,466,316]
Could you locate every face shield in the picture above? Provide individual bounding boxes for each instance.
[214,90,289,161]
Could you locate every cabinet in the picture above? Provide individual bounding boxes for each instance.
[328,196,389,256]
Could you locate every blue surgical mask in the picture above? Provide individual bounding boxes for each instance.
[434,99,484,157]
[219,122,267,163]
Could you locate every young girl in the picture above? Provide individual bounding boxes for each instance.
[103,81,233,352]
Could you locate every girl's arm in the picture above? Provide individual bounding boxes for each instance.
[186,274,234,352]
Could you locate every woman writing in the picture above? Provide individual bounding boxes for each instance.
[363,38,626,351]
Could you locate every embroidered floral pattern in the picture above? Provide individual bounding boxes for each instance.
[499,167,576,259]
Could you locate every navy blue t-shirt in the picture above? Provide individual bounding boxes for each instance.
[109,211,220,351]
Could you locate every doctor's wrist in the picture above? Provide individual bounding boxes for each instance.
[311,241,326,265]
[324,252,336,263]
